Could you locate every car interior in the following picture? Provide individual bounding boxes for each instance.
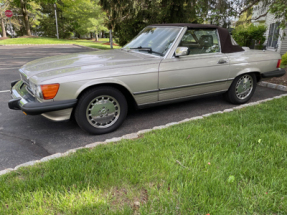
[179,29,220,55]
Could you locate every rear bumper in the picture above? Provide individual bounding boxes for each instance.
[8,80,77,116]
[261,68,286,78]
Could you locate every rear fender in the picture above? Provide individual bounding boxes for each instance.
[233,68,261,78]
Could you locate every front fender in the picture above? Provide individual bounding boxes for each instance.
[75,78,135,99]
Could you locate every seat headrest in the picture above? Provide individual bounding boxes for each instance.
[199,35,214,47]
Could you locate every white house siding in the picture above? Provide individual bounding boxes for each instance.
[281,28,287,55]
[252,3,287,55]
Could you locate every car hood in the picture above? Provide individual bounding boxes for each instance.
[21,49,161,83]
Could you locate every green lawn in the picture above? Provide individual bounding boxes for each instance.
[1,97,287,214]
[0,37,121,49]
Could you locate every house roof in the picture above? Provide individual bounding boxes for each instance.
[149,23,244,53]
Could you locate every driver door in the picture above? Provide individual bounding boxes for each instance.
[159,29,230,101]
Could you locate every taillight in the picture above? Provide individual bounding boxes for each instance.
[277,59,282,68]
[41,84,60,100]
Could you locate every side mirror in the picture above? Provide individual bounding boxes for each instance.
[175,47,189,57]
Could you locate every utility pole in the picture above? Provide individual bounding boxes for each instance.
[108,15,113,49]
[9,17,13,38]
[109,29,113,49]
[54,4,59,39]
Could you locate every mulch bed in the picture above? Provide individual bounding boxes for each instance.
[266,67,287,86]
[0,37,9,40]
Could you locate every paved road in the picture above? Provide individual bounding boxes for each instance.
[0,45,285,171]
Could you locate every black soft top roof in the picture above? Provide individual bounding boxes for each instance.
[149,23,244,53]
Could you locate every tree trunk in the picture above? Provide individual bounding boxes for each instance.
[90,32,93,39]
[1,17,7,38]
[20,0,31,36]
[95,31,98,41]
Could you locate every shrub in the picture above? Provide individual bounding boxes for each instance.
[282,52,287,67]
[232,24,266,48]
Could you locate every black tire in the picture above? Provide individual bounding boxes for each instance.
[75,86,128,135]
[224,73,257,104]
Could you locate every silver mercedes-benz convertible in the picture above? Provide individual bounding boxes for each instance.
[8,23,285,134]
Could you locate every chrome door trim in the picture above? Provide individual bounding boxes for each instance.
[133,89,160,95]
[159,79,232,91]
[133,79,234,95]
[138,89,228,108]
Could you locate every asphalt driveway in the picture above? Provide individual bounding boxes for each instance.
[0,45,285,171]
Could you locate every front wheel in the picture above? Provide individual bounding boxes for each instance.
[75,86,128,135]
[225,73,257,104]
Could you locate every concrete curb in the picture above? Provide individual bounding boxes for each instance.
[258,81,287,91]
[1,93,287,177]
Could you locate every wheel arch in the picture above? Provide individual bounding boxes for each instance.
[233,69,261,83]
[75,82,138,110]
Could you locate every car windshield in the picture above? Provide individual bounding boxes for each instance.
[123,26,182,56]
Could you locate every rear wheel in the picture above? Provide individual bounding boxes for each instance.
[225,73,256,104]
[75,86,128,135]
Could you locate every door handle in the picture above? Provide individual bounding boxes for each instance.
[218,59,227,64]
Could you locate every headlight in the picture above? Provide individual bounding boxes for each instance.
[28,81,43,99]
[36,85,43,99]
[28,81,37,95]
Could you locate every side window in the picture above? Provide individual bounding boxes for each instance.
[179,29,220,55]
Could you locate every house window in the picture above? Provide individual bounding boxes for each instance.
[267,22,280,48]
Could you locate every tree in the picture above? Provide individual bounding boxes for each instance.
[10,0,55,36]
[236,8,253,27]
[237,0,286,28]
[38,2,74,38]
[10,0,33,36]
[100,0,240,46]
[99,0,287,46]
[58,0,107,39]
[0,0,9,37]
[269,0,287,29]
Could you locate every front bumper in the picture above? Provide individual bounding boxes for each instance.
[261,68,286,78]
[8,80,77,116]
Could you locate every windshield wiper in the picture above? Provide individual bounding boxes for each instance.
[130,46,164,56]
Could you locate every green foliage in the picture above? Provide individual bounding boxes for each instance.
[281,52,287,66]
[232,24,267,48]
[101,0,239,46]
[114,19,147,46]
[269,0,287,29]
[59,0,107,37]
[38,3,74,39]
[236,8,253,28]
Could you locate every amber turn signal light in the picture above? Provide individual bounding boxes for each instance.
[41,84,60,100]
[277,59,282,68]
